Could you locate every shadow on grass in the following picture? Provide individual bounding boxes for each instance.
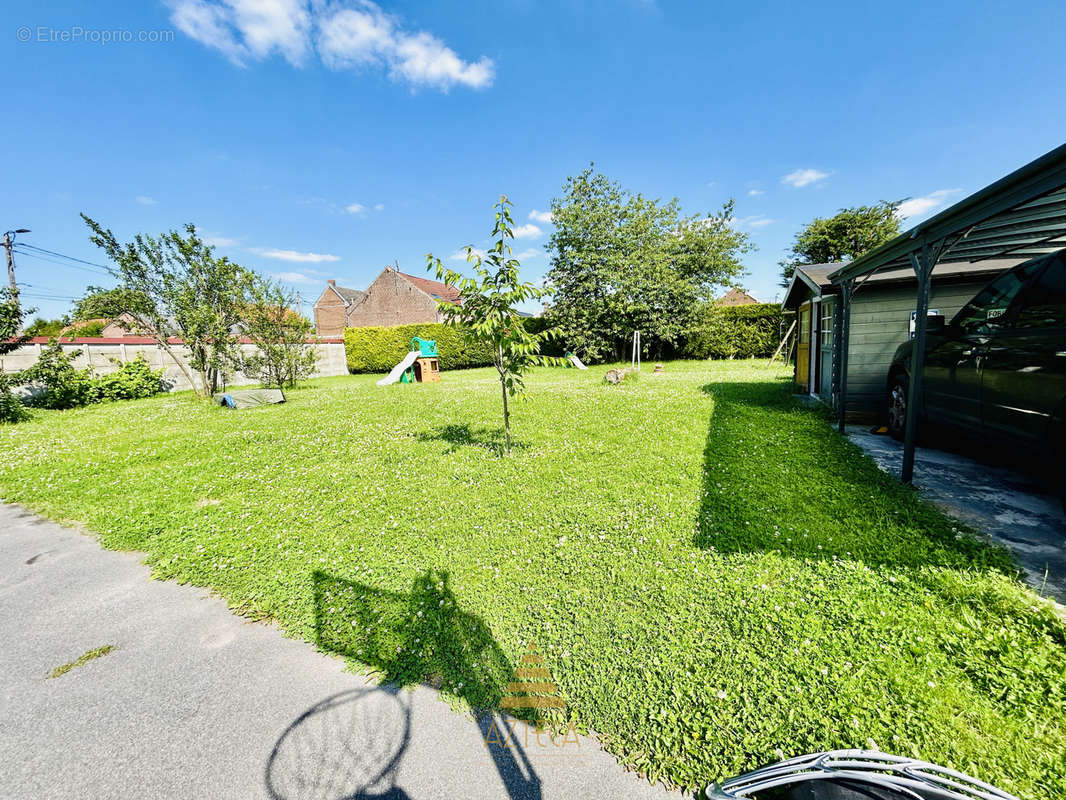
[312,569,543,800]
[414,424,528,455]
[694,379,1016,575]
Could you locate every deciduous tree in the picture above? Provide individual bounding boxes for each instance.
[0,288,32,422]
[546,166,751,361]
[427,196,560,454]
[238,276,316,394]
[779,200,902,286]
[72,285,153,321]
[82,215,250,398]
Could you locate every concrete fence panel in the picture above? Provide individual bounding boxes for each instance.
[0,338,349,393]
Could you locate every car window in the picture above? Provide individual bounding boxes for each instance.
[1013,254,1066,329]
[952,258,1045,334]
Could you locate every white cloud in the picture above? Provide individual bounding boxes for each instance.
[272,271,319,284]
[374,203,385,211]
[897,189,962,220]
[256,248,340,263]
[731,215,774,230]
[512,223,542,239]
[169,0,310,66]
[170,0,494,90]
[782,168,830,188]
[136,195,158,205]
[450,247,486,261]
[747,189,764,197]
[528,209,553,224]
[204,234,238,247]
[169,0,248,64]
[345,202,366,214]
[385,28,494,90]
[514,248,541,260]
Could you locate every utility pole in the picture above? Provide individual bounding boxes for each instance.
[3,233,16,295]
[3,229,30,335]
[296,290,303,319]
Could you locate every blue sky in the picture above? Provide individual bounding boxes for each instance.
[4,0,1066,321]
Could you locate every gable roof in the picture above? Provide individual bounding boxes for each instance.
[783,258,1025,309]
[796,264,837,288]
[717,287,758,306]
[396,271,462,305]
[782,263,850,310]
[328,284,365,304]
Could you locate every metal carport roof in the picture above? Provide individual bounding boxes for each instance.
[830,143,1066,282]
[824,142,1066,483]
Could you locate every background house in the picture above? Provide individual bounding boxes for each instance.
[782,259,1022,416]
[59,312,146,338]
[312,267,461,335]
[313,280,367,337]
[717,287,759,306]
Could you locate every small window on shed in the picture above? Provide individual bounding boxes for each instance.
[820,302,833,347]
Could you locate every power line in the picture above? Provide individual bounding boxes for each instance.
[15,243,113,273]
[11,247,114,277]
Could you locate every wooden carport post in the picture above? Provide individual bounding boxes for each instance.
[900,240,939,484]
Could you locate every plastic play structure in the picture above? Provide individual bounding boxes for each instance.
[377,338,441,386]
[566,352,588,370]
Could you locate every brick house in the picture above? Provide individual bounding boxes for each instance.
[717,287,759,306]
[59,312,147,338]
[312,266,461,334]
[312,281,368,337]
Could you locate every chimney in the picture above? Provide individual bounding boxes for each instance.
[328,279,336,286]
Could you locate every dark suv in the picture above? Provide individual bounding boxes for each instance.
[886,249,1066,462]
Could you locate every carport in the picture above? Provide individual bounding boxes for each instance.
[828,143,1066,483]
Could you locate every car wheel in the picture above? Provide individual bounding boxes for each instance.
[887,375,908,441]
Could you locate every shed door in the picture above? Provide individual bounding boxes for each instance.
[796,303,811,392]
[819,298,835,399]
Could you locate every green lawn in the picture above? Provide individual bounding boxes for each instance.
[2,360,1064,796]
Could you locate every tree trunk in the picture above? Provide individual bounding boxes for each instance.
[157,339,201,400]
[498,346,511,454]
[500,375,511,454]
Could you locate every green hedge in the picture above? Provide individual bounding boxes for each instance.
[682,302,783,360]
[344,323,496,373]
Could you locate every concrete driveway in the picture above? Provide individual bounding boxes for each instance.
[847,427,1066,602]
[0,504,677,800]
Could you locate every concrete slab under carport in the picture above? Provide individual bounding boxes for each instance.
[847,427,1066,602]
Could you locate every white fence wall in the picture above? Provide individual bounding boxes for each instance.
[0,339,349,393]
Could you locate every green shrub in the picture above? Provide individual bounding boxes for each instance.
[20,343,95,409]
[344,323,496,373]
[19,344,164,410]
[87,356,165,402]
[0,376,30,423]
[682,302,782,360]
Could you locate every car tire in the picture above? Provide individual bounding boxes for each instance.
[887,375,909,441]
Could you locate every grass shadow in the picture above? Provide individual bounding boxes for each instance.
[414,423,528,455]
[694,379,1017,575]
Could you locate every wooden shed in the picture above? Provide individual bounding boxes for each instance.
[782,259,1021,416]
